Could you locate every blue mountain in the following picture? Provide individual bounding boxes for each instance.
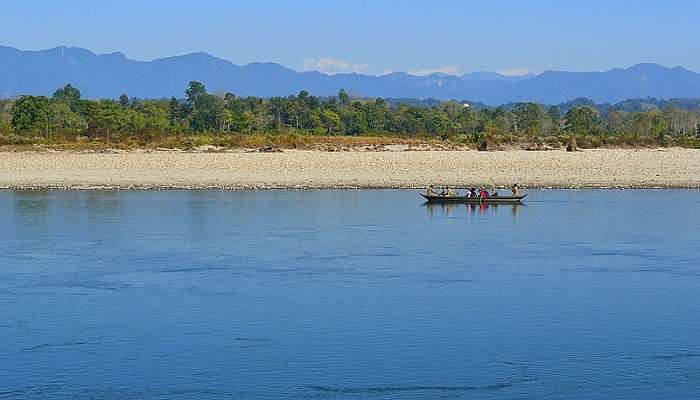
[1,46,699,105]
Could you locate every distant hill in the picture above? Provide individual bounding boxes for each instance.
[1,46,700,104]
[475,64,700,105]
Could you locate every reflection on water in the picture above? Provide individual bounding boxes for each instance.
[1,189,700,400]
[12,191,52,225]
[424,202,522,220]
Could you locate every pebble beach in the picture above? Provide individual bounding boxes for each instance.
[0,148,698,190]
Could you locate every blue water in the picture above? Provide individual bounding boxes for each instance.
[1,189,699,399]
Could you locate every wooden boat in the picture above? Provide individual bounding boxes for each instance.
[420,193,527,204]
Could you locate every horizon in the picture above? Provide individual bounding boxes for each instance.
[4,42,700,105]
[2,44,698,78]
[2,1,699,75]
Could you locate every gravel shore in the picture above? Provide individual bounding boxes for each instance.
[0,149,698,189]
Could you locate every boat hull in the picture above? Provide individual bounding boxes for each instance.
[420,193,527,204]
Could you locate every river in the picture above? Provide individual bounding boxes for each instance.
[1,189,699,399]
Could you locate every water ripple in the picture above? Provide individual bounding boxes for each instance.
[307,378,535,395]
[651,352,700,361]
[21,341,91,352]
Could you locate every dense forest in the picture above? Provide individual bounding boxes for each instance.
[1,81,699,148]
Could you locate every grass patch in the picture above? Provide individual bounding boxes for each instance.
[0,132,697,152]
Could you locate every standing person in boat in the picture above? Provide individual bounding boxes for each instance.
[479,186,489,199]
[469,187,478,198]
[511,184,520,197]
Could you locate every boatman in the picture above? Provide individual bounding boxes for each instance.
[511,184,520,197]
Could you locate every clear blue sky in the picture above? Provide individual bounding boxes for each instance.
[2,0,699,75]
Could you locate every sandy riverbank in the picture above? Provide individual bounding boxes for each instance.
[0,148,698,189]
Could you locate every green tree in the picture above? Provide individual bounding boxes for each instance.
[564,106,600,134]
[137,102,170,133]
[232,110,256,133]
[545,106,562,135]
[630,110,664,139]
[49,102,87,134]
[186,81,207,109]
[168,97,182,125]
[547,106,561,121]
[0,100,13,134]
[119,93,130,108]
[189,94,225,132]
[606,110,626,135]
[321,110,341,135]
[513,103,544,135]
[665,108,699,137]
[338,88,350,104]
[53,84,81,107]
[339,105,368,135]
[366,99,388,133]
[11,96,52,134]
[482,107,513,135]
[388,104,419,134]
[269,97,285,130]
[425,109,449,135]
[86,100,129,138]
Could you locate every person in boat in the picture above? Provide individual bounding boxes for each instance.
[468,187,478,198]
[491,188,499,197]
[426,185,438,196]
[511,184,520,197]
[479,186,489,199]
[441,186,456,197]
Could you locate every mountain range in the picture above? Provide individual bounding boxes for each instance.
[2,45,700,105]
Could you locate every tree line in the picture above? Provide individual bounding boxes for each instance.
[1,81,699,142]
